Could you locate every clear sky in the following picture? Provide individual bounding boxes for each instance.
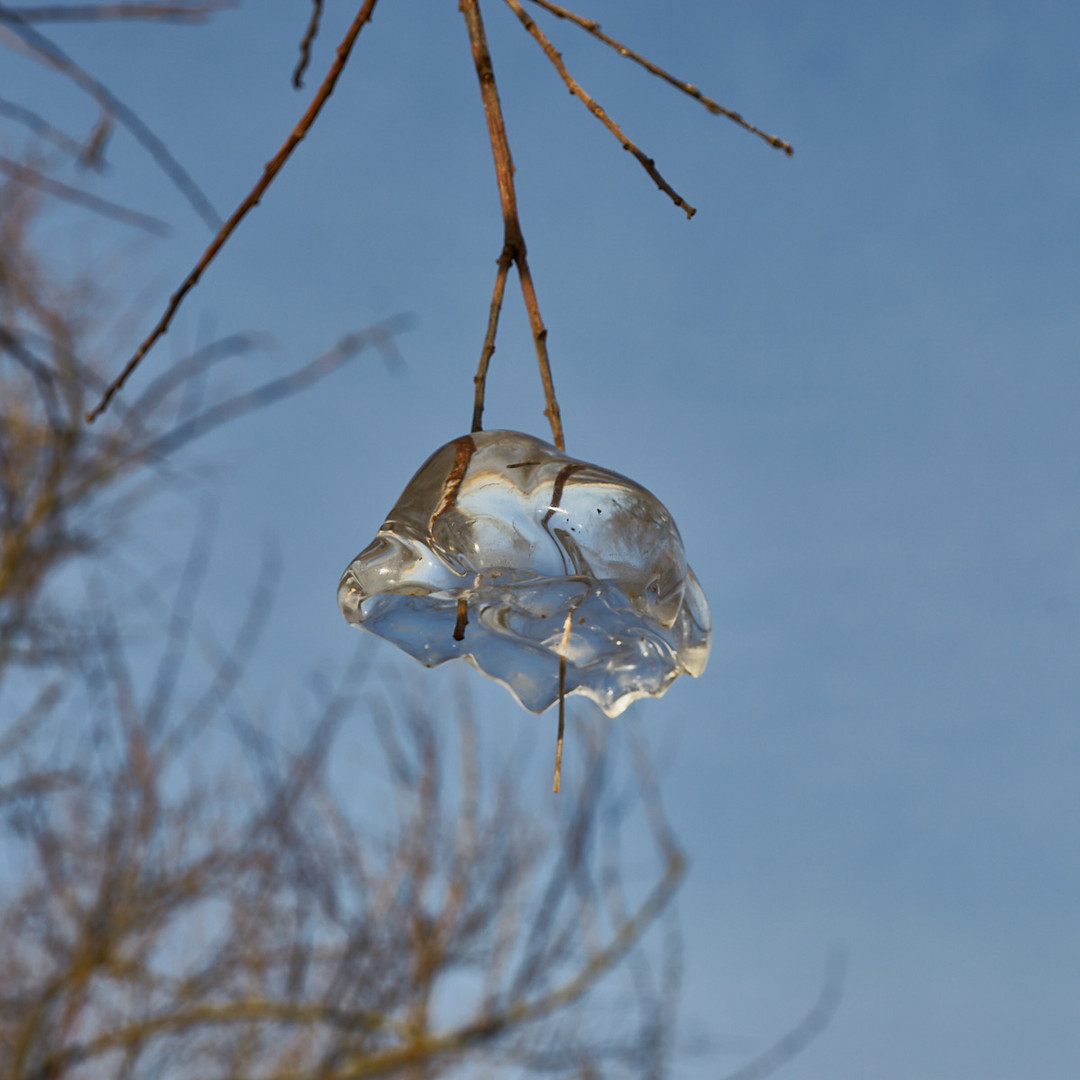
[6,2,1079,1077]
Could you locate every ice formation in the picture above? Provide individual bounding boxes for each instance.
[338,430,710,716]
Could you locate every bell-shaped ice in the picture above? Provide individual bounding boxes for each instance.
[338,430,710,716]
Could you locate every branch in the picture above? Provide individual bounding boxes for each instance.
[0,3,233,23]
[459,0,565,451]
[86,0,382,422]
[0,15,221,227]
[721,946,847,1080]
[0,155,169,234]
[504,0,696,218]
[524,0,793,156]
[0,95,93,162]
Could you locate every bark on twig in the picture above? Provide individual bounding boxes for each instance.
[504,0,697,218]
[460,0,565,451]
[524,0,793,156]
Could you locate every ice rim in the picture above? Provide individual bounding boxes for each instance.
[338,430,711,716]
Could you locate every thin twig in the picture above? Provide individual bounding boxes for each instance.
[86,0,382,422]
[0,18,221,227]
[0,155,168,233]
[524,0,793,156]
[0,96,93,162]
[721,946,847,1080]
[504,0,696,218]
[459,0,564,451]
[139,317,409,460]
[0,3,233,23]
[470,247,511,434]
[292,0,323,88]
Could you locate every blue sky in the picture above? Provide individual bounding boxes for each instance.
[6,2,1079,1077]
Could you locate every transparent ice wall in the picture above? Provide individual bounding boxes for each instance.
[338,430,710,716]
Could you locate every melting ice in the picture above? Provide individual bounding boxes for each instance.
[338,430,710,716]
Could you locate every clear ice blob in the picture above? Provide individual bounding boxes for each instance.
[338,430,710,716]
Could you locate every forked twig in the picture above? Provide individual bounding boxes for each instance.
[524,0,793,156]
[503,0,696,218]
[86,0,381,422]
[460,0,565,451]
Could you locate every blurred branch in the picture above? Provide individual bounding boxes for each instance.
[0,154,169,233]
[0,2,234,23]
[524,0,793,156]
[0,13,222,227]
[721,946,847,1080]
[0,96,93,163]
[86,0,382,422]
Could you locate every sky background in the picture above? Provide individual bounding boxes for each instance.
[4,2,1079,1077]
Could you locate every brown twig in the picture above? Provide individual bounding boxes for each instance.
[292,0,323,88]
[470,248,511,434]
[85,0,382,422]
[504,0,696,218]
[459,0,565,451]
[0,155,168,233]
[524,0,793,156]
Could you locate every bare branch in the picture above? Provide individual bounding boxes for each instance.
[0,16,222,227]
[0,2,234,23]
[0,154,169,233]
[721,946,847,1080]
[470,247,511,435]
[0,95,93,163]
[86,0,382,422]
[504,0,697,218]
[524,0,793,156]
[459,0,565,450]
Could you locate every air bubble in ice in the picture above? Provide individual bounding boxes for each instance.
[338,430,710,716]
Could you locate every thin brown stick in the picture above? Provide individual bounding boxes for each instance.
[470,247,511,433]
[553,658,566,793]
[524,0,793,156]
[0,155,169,234]
[292,0,323,88]
[86,0,381,422]
[459,0,565,451]
[551,607,572,793]
[504,0,695,218]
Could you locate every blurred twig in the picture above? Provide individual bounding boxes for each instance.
[86,0,382,422]
[0,154,168,233]
[0,2,234,23]
[0,14,222,227]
